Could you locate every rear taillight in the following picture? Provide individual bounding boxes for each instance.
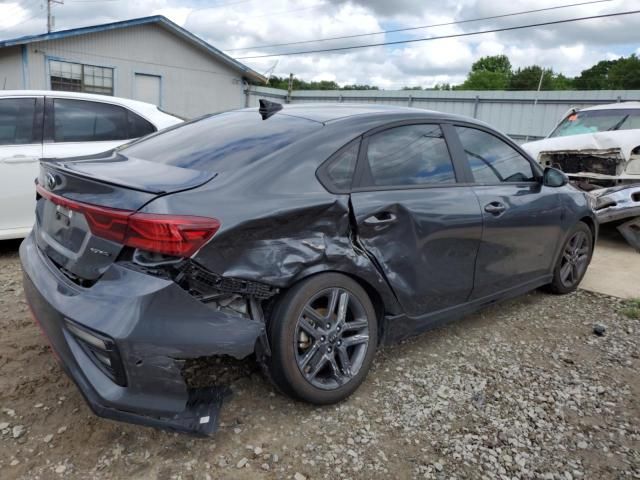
[124,213,220,257]
[36,184,220,257]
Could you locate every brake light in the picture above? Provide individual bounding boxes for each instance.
[36,184,220,257]
[125,213,220,257]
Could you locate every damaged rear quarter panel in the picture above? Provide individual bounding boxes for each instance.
[140,121,404,316]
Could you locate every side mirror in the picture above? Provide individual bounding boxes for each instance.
[543,167,569,187]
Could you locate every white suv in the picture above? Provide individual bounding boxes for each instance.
[0,90,183,240]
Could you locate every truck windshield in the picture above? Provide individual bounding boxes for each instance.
[549,108,640,138]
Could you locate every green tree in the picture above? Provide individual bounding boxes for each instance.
[551,73,574,90]
[342,84,379,90]
[573,60,615,89]
[471,54,512,75]
[508,66,576,91]
[460,70,510,90]
[266,75,378,90]
[574,55,640,89]
[608,54,640,89]
[509,66,554,90]
[459,54,512,90]
[434,83,452,90]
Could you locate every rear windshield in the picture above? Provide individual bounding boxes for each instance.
[549,108,640,138]
[120,111,321,172]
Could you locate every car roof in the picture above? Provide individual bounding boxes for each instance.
[0,90,159,110]
[253,103,478,125]
[0,90,182,124]
[580,101,640,112]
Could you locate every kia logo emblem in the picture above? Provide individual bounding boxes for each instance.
[45,172,56,190]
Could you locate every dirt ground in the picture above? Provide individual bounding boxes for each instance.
[0,237,639,480]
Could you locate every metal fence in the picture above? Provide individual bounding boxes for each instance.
[246,86,640,142]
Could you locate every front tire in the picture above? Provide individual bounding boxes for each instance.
[544,221,593,294]
[267,273,378,405]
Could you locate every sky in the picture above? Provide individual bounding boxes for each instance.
[0,0,638,89]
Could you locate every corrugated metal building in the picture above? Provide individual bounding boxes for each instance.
[0,16,265,119]
[247,86,640,140]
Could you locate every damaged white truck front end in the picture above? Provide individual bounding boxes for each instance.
[522,103,640,251]
[523,130,640,188]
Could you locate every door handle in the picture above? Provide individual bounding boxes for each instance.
[364,212,397,225]
[484,202,506,215]
[1,155,40,164]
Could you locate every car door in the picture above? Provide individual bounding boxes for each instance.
[42,97,156,158]
[449,124,565,299]
[349,122,483,319]
[0,96,44,237]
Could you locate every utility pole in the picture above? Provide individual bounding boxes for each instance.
[47,0,64,33]
[525,69,545,142]
[286,73,293,104]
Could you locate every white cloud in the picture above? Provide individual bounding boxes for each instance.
[152,7,192,26]
[1,0,638,89]
[0,2,31,30]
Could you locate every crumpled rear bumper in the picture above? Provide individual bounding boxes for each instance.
[20,233,265,435]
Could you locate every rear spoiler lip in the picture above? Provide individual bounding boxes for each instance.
[43,157,217,195]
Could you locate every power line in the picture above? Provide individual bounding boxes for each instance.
[225,0,613,52]
[236,9,640,59]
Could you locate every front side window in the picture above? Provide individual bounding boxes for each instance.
[53,99,153,142]
[455,126,535,183]
[50,60,114,96]
[0,98,37,146]
[365,124,456,187]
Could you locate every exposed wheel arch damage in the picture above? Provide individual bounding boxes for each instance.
[106,195,400,434]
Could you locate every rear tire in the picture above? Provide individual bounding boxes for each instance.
[267,273,378,405]
[544,221,593,294]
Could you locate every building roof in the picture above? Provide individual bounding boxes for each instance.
[0,15,266,84]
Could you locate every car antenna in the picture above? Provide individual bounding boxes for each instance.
[259,99,283,120]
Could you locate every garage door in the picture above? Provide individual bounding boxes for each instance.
[133,74,161,106]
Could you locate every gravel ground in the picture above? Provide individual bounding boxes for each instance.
[0,239,638,480]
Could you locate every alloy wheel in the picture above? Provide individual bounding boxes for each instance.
[559,230,590,288]
[294,288,370,390]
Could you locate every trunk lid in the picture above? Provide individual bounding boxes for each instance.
[35,154,216,284]
[50,151,216,194]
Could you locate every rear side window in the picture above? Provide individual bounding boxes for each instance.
[455,127,535,183]
[52,99,154,142]
[0,98,37,145]
[323,141,359,191]
[121,111,321,173]
[127,111,156,138]
[365,124,456,187]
